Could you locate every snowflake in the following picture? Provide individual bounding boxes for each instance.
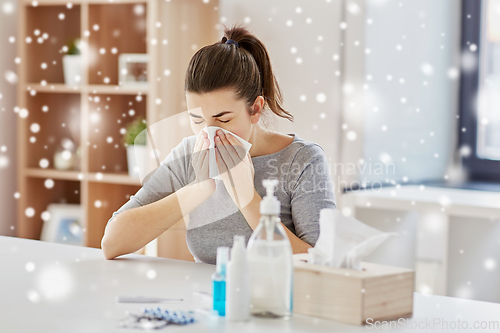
[316,93,326,103]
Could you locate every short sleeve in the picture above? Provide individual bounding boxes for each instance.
[105,137,193,226]
[287,144,337,247]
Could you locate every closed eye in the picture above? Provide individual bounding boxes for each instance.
[188,111,204,124]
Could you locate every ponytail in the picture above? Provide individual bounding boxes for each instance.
[185,24,293,122]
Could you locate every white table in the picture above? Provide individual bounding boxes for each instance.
[1,235,500,332]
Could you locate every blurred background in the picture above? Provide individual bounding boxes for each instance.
[1,0,499,304]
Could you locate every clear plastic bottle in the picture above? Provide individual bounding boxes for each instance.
[247,179,293,319]
[226,235,250,321]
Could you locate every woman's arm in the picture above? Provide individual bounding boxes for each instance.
[288,144,337,251]
[101,134,215,259]
[282,223,313,254]
[241,189,312,254]
[101,179,215,260]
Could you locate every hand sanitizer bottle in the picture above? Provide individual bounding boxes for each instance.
[212,246,229,316]
[247,179,293,319]
[226,235,250,321]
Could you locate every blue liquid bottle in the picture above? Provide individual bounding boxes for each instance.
[212,247,229,316]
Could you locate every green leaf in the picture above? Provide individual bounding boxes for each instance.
[66,38,81,55]
[122,117,148,146]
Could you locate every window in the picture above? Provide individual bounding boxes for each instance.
[459,0,500,181]
[477,0,500,160]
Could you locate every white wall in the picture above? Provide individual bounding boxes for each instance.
[218,0,462,189]
[362,0,462,184]
[0,0,18,236]
[218,0,344,195]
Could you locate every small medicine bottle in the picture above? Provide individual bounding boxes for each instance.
[212,246,229,316]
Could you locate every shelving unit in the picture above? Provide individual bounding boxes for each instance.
[16,0,219,260]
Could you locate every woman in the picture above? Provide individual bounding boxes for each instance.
[101,25,336,264]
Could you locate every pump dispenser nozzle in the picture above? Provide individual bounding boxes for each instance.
[263,179,278,196]
[260,179,280,215]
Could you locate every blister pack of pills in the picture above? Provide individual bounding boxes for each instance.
[118,307,196,330]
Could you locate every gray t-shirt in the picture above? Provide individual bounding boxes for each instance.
[107,133,337,264]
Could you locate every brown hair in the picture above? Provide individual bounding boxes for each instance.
[184,24,293,122]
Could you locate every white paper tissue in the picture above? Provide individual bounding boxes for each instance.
[201,126,252,180]
[308,208,397,270]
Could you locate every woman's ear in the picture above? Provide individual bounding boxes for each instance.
[250,96,265,124]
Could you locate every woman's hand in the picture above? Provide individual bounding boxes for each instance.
[190,131,215,194]
[214,130,256,210]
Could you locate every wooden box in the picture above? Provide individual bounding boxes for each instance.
[293,254,414,325]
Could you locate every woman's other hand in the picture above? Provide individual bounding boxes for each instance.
[215,130,256,210]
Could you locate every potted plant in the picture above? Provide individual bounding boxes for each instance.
[122,116,148,178]
[63,38,82,86]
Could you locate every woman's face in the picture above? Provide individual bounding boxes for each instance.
[185,88,263,141]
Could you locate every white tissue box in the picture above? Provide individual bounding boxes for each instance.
[293,254,414,325]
